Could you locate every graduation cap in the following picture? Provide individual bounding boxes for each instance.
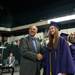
[60,33,68,41]
[49,21,59,29]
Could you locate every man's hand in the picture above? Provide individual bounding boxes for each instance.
[36,53,43,61]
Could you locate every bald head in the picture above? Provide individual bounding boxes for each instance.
[29,25,38,37]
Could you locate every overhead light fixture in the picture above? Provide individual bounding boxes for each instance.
[48,14,75,24]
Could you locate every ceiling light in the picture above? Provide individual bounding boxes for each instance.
[48,14,75,24]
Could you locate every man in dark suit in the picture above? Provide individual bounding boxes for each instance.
[19,25,43,75]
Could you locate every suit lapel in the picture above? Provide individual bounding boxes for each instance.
[26,36,35,51]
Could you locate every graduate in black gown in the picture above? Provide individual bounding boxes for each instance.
[43,21,75,75]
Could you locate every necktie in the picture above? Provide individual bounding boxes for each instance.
[32,38,37,51]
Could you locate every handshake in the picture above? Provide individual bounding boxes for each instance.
[36,53,43,61]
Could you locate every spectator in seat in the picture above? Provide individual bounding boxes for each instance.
[6,52,15,75]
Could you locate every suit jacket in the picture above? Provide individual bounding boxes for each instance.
[19,35,43,75]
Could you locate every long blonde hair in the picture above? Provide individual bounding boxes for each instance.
[48,28,59,49]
